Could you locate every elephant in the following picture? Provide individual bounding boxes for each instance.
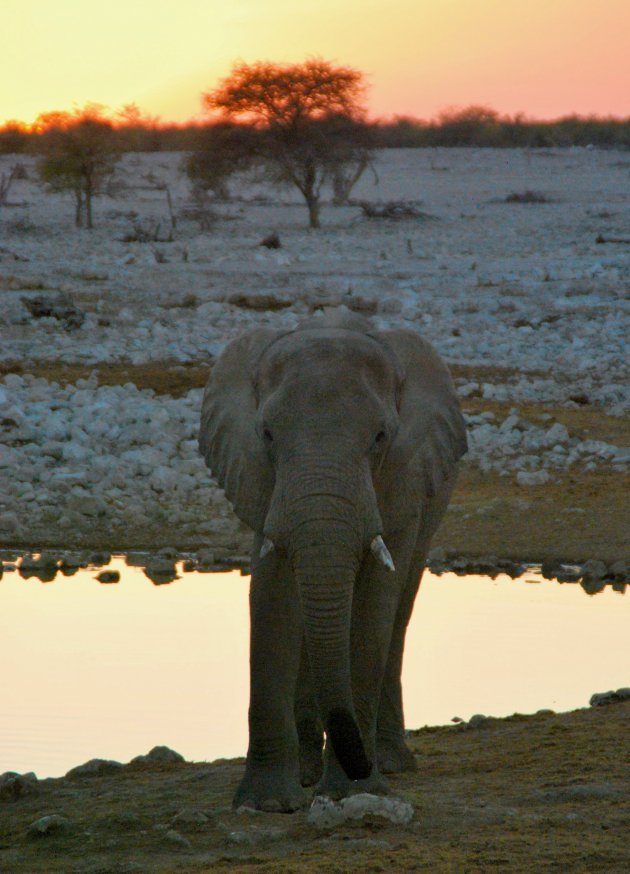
[199,309,467,811]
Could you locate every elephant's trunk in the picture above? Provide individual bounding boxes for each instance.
[266,451,380,781]
[291,535,372,780]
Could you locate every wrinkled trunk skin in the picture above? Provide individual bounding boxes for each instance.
[269,457,378,781]
[292,538,371,779]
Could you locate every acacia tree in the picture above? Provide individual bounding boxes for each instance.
[36,106,119,228]
[200,59,373,228]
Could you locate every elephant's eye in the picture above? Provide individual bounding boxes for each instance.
[374,430,387,446]
[263,428,274,443]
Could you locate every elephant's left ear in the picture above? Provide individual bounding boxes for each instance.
[372,328,468,530]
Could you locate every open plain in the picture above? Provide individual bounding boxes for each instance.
[1,146,629,562]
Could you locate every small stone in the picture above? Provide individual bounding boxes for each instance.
[66,758,124,778]
[225,829,255,845]
[538,783,621,802]
[144,559,177,585]
[89,551,112,566]
[307,796,345,828]
[468,714,490,728]
[27,814,73,836]
[590,688,630,707]
[341,793,414,824]
[581,559,608,582]
[96,570,120,584]
[59,552,87,570]
[171,809,210,831]
[158,546,178,559]
[308,793,414,828]
[131,745,185,766]
[555,564,582,583]
[164,829,192,849]
[609,560,629,581]
[259,232,281,249]
[0,771,38,800]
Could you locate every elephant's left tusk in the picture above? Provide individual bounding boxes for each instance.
[371,536,395,572]
[259,538,275,559]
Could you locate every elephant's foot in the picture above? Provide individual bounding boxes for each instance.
[376,736,418,774]
[233,764,308,813]
[316,763,390,800]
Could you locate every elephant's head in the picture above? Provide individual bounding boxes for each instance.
[199,310,466,780]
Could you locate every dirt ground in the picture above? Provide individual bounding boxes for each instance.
[3,358,628,562]
[2,700,628,873]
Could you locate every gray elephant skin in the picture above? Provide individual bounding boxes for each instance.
[199,310,467,811]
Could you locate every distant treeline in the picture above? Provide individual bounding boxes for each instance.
[372,108,630,149]
[2,106,630,154]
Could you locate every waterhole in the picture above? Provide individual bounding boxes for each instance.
[1,553,627,778]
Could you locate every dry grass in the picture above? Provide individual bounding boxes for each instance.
[0,358,212,397]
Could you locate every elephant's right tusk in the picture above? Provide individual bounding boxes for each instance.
[370,535,395,572]
[259,538,275,559]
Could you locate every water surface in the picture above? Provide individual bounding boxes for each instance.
[1,556,628,778]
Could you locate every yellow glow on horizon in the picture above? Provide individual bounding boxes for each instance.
[3,0,630,127]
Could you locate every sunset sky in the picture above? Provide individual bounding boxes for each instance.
[3,0,629,127]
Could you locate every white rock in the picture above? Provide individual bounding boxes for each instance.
[308,793,414,828]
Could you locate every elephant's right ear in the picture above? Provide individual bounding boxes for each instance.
[199,328,280,534]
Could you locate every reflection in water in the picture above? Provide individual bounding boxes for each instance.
[9,551,627,595]
[1,555,628,779]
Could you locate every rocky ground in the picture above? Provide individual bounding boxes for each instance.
[2,697,629,873]
[1,147,629,562]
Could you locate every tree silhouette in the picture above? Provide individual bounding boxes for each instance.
[36,106,119,229]
[199,59,372,227]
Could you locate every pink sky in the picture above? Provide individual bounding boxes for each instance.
[3,0,629,126]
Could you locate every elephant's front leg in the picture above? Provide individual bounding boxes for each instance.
[233,537,307,812]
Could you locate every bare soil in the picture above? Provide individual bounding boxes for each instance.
[2,702,628,873]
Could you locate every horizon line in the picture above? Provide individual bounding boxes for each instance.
[3,105,630,132]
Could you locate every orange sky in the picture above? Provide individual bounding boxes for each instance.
[3,0,629,127]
